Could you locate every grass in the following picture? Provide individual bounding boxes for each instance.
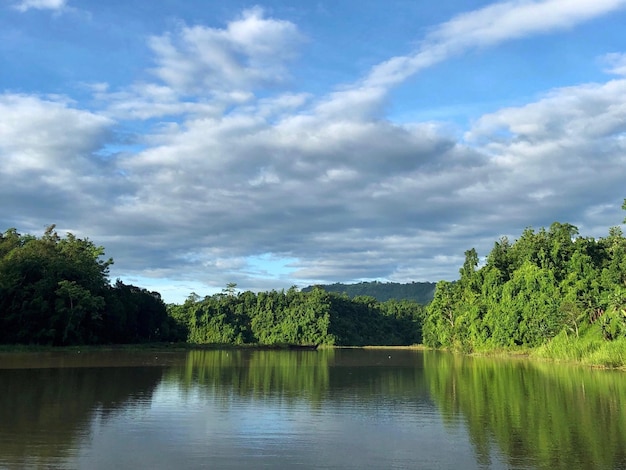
[532,325,626,369]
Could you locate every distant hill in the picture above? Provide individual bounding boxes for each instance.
[302,281,436,304]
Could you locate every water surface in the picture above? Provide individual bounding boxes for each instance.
[0,349,625,469]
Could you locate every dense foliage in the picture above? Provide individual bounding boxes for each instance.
[0,226,177,345]
[423,200,626,356]
[168,287,425,346]
[0,226,425,346]
[302,281,436,304]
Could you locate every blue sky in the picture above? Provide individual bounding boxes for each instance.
[2,0,626,303]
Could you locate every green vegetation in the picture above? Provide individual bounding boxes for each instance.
[302,281,436,304]
[423,199,626,367]
[3,198,626,368]
[0,225,178,346]
[168,287,424,347]
[0,226,424,347]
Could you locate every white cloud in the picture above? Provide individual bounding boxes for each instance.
[13,0,66,12]
[464,76,626,230]
[308,0,626,123]
[428,0,626,48]
[121,72,626,288]
[94,82,225,120]
[602,52,626,76]
[0,94,118,230]
[366,0,626,88]
[0,94,112,171]
[467,79,626,144]
[148,7,303,95]
[4,4,626,299]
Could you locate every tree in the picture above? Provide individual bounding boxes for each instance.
[459,248,479,286]
[486,236,513,281]
[423,281,460,348]
[222,282,238,296]
[55,279,105,344]
[0,226,173,345]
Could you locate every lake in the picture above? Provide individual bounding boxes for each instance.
[0,348,625,469]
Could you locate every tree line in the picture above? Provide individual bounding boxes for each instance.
[0,226,424,346]
[4,197,625,357]
[0,226,177,345]
[423,200,626,358]
[168,287,424,346]
[301,281,436,304]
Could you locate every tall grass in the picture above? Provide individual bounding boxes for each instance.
[533,324,626,368]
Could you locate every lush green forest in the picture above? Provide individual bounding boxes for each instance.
[0,226,178,346]
[3,198,626,367]
[423,200,626,367]
[302,281,436,304]
[0,226,424,346]
[168,287,424,346]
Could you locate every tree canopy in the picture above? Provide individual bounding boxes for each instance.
[4,199,626,359]
[423,202,626,355]
[0,226,425,347]
[0,226,177,345]
[169,287,425,347]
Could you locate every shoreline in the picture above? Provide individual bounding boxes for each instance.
[1,342,624,370]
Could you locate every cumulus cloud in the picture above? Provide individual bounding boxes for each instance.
[13,0,66,12]
[105,69,626,290]
[0,94,119,230]
[465,77,626,228]
[0,94,110,163]
[3,3,626,300]
[148,7,303,96]
[93,82,225,120]
[93,7,306,123]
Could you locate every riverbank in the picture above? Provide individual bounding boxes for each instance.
[1,339,624,370]
[0,341,329,354]
[531,329,626,369]
[446,337,626,370]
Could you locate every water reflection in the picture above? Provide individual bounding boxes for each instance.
[168,349,333,402]
[0,362,164,469]
[0,349,625,469]
[424,351,626,469]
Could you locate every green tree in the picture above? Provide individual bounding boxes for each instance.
[55,280,105,344]
[0,226,174,345]
[423,281,460,348]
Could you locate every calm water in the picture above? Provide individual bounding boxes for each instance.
[0,348,625,470]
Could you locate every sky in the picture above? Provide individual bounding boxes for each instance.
[2,0,626,303]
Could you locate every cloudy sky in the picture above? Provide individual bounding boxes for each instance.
[2,0,626,303]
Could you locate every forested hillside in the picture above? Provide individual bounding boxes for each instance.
[302,281,436,304]
[423,200,626,366]
[168,288,424,346]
